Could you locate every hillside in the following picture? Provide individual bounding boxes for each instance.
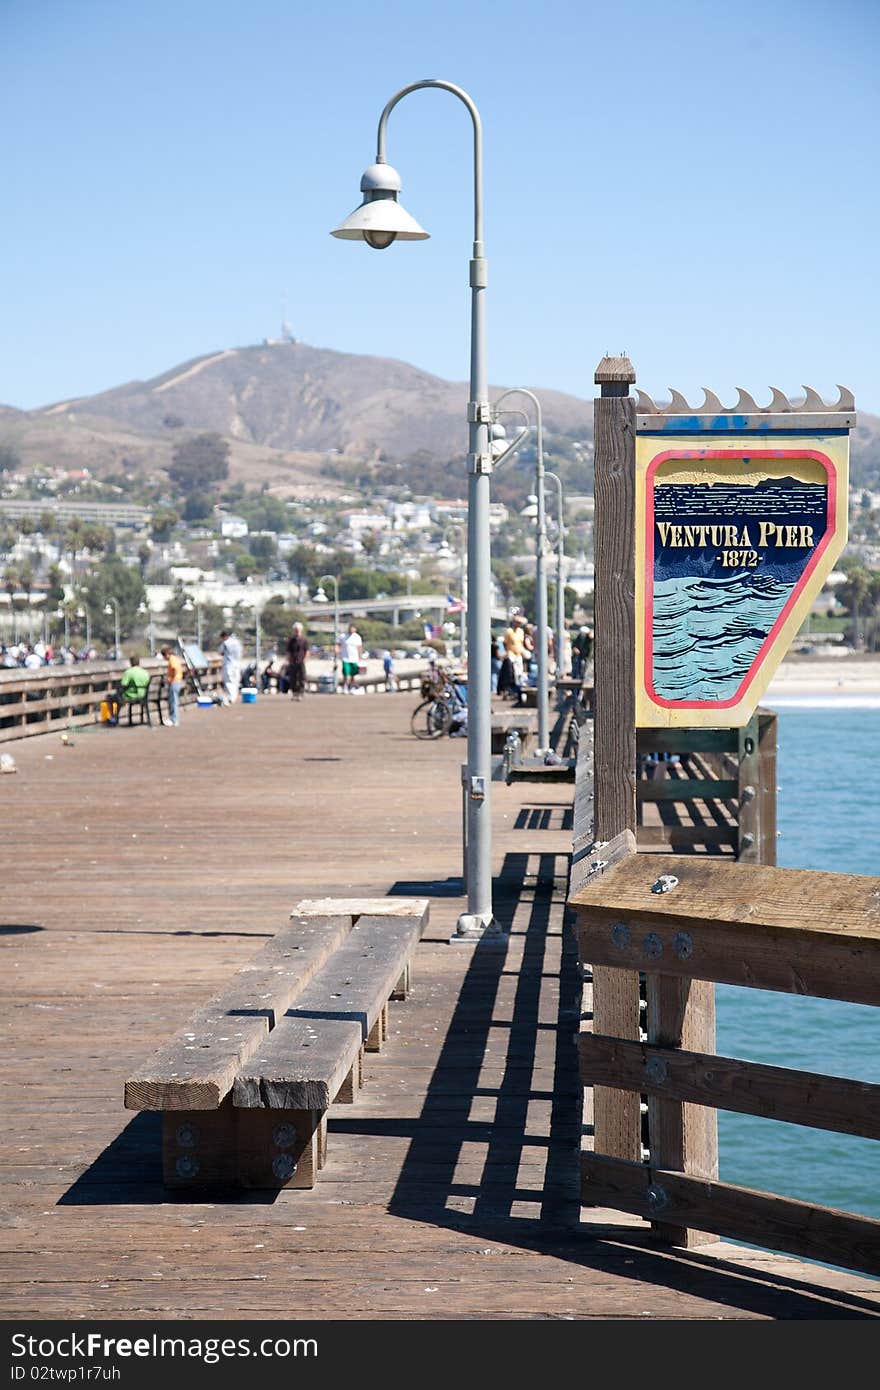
[36,341,594,462]
[1,340,878,500]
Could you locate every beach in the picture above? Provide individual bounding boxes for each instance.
[766,652,880,700]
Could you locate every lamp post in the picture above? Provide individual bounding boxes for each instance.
[441,524,467,664]
[332,80,497,937]
[183,598,203,649]
[76,605,91,651]
[493,388,550,754]
[314,575,340,689]
[544,470,567,677]
[253,600,263,688]
[138,601,155,655]
[103,600,121,659]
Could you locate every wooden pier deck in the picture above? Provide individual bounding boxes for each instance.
[2,692,878,1320]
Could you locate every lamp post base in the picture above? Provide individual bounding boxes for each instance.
[450,911,506,946]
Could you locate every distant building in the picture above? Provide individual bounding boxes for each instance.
[216,512,249,539]
[344,510,389,536]
[0,499,150,527]
[566,553,595,597]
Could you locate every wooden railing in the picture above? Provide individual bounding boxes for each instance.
[569,828,880,1276]
[635,709,777,861]
[0,657,224,741]
[303,670,424,696]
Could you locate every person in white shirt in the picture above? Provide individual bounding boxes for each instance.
[338,623,363,694]
[218,629,243,705]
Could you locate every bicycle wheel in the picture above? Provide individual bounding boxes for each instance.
[410,699,452,739]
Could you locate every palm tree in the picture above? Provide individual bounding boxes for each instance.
[3,567,18,643]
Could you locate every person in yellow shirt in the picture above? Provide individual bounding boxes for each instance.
[160,645,184,726]
[503,614,526,692]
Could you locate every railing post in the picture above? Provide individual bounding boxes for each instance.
[591,355,642,1162]
[736,713,760,862]
[757,710,778,866]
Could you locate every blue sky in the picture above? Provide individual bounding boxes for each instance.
[2,0,878,413]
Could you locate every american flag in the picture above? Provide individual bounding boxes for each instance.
[446,594,465,613]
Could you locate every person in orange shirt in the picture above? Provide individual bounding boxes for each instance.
[160,645,184,726]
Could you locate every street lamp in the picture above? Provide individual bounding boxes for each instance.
[544,470,567,677]
[314,575,340,688]
[332,80,497,938]
[493,388,550,754]
[103,600,121,659]
[182,598,203,649]
[441,524,467,664]
[138,601,155,655]
[76,604,91,650]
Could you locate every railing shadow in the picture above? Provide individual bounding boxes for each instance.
[372,852,879,1318]
[384,850,582,1232]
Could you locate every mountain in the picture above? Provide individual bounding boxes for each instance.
[35,341,594,462]
[1,340,878,499]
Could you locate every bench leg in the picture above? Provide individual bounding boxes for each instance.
[390,961,412,1000]
[236,1108,324,1189]
[336,1047,363,1103]
[317,1112,328,1170]
[365,1014,383,1053]
[162,1099,237,1188]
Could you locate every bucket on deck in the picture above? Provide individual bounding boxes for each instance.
[241,689,257,704]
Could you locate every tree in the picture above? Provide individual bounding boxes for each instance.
[0,443,20,474]
[167,433,230,496]
[249,533,278,566]
[64,519,86,578]
[287,544,323,591]
[182,492,215,524]
[838,565,872,648]
[234,554,257,583]
[150,506,179,542]
[46,564,65,608]
[79,555,146,651]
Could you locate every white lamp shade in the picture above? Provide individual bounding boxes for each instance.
[331,198,429,242]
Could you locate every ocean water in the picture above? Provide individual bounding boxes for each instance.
[715,703,880,1223]
[653,573,796,701]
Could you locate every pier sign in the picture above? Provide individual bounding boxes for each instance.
[633,393,853,727]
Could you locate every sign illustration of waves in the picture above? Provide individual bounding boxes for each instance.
[650,474,827,703]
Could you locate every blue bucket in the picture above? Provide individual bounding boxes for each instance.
[241,689,257,704]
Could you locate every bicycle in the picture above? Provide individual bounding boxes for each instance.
[410,665,467,740]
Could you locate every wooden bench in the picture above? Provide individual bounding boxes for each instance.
[124,896,428,1191]
[506,755,576,784]
[490,710,537,755]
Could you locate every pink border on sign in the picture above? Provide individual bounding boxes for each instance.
[644,448,837,710]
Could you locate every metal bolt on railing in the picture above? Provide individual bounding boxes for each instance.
[502,729,522,780]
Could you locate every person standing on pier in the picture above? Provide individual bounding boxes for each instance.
[286,622,308,701]
[160,644,184,726]
[339,622,363,695]
[218,628,242,706]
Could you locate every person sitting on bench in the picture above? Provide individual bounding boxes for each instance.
[114,654,151,724]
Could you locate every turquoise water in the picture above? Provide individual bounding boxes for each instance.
[716,702,880,1220]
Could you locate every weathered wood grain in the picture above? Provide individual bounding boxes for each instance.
[124,913,353,1110]
[581,1153,880,1278]
[572,854,880,1005]
[580,1033,880,1140]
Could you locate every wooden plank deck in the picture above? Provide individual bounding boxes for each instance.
[1,693,878,1319]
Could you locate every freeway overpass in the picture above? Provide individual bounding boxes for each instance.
[146,584,508,625]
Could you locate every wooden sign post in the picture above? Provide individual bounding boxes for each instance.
[589,362,855,1244]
